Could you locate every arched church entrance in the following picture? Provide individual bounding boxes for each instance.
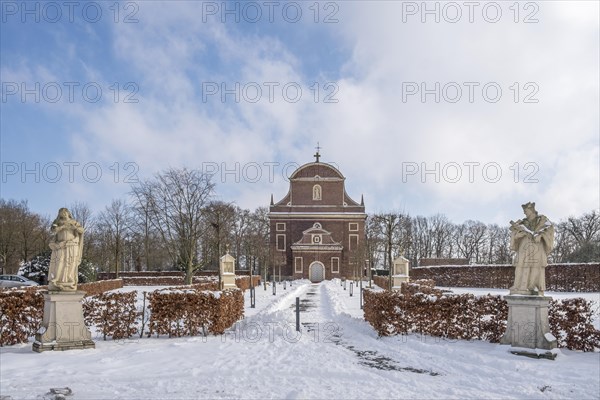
[309,262,325,283]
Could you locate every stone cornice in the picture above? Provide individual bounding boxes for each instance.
[291,244,344,251]
[268,212,366,219]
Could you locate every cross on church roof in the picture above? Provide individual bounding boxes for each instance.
[314,142,321,163]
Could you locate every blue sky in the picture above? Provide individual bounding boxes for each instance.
[1,1,599,224]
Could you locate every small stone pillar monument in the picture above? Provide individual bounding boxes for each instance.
[392,256,410,291]
[220,251,236,290]
[33,208,94,352]
[500,202,557,358]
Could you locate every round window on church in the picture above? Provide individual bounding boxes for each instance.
[313,235,321,244]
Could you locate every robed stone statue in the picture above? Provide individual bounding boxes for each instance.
[33,207,94,352]
[48,208,84,292]
[502,202,557,354]
[509,202,554,296]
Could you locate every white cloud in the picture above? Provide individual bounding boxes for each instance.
[14,0,595,224]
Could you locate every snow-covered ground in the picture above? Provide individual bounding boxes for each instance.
[1,282,599,399]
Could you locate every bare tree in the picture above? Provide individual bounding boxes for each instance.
[454,220,487,263]
[486,224,511,264]
[131,168,214,284]
[16,206,45,262]
[69,201,95,258]
[364,214,381,283]
[0,200,19,273]
[69,201,95,231]
[373,213,401,274]
[411,215,432,263]
[349,240,369,280]
[203,201,236,270]
[128,195,171,271]
[97,199,132,277]
[562,210,600,262]
[565,210,600,243]
[231,205,250,269]
[550,220,573,262]
[430,214,453,258]
[0,199,48,274]
[372,212,412,289]
[244,206,270,279]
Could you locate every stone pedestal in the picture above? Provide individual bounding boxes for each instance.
[501,295,557,353]
[220,253,237,290]
[33,291,95,352]
[392,274,409,291]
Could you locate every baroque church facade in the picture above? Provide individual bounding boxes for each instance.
[268,151,366,282]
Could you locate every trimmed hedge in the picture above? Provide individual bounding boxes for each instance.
[411,263,600,292]
[235,276,261,291]
[148,288,244,337]
[0,290,44,346]
[121,276,217,286]
[79,279,124,296]
[0,283,245,345]
[549,298,600,351]
[373,276,389,290]
[0,279,124,297]
[364,282,600,351]
[82,292,138,340]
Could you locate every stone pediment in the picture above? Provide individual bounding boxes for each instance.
[291,222,343,251]
[270,159,364,211]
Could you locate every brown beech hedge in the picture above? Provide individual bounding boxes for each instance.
[364,282,600,351]
[0,286,245,345]
[411,263,600,292]
[235,276,261,291]
[0,289,44,346]
[82,292,138,340]
[147,288,244,337]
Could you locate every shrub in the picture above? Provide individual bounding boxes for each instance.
[82,292,138,340]
[0,290,44,346]
[147,288,244,337]
[364,282,599,351]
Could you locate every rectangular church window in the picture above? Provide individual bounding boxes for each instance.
[349,234,359,251]
[349,223,358,231]
[277,234,286,251]
[295,257,303,273]
[276,223,286,231]
[331,257,339,273]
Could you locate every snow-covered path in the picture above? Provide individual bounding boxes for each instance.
[1,281,599,399]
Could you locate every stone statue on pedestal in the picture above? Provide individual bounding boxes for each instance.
[33,207,94,352]
[509,202,554,296]
[501,202,557,355]
[48,208,84,292]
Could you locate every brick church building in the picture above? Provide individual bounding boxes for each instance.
[268,151,366,282]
